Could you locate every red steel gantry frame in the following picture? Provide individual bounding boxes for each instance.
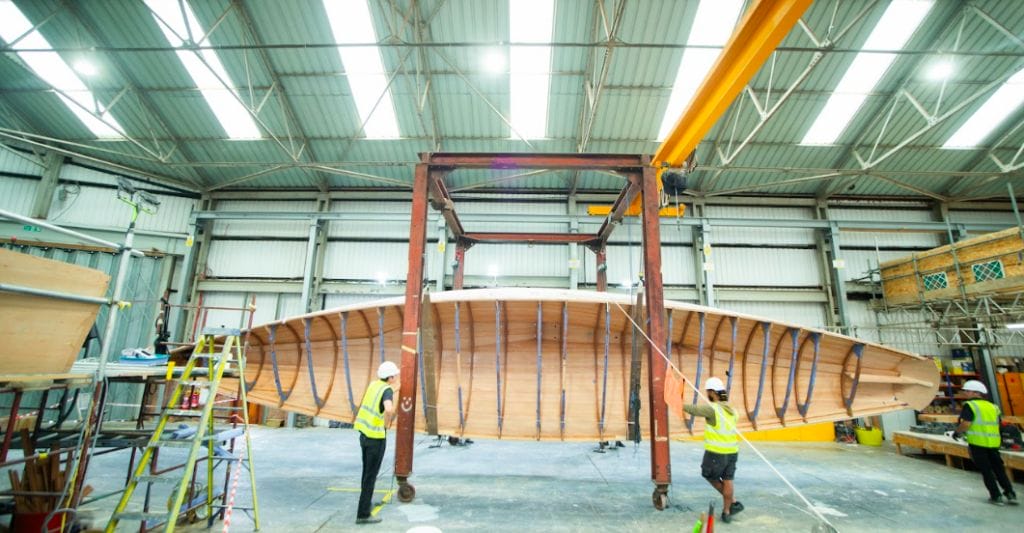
[395,152,671,506]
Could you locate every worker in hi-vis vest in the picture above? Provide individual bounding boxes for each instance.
[354,361,400,524]
[952,379,1018,506]
[682,377,744,524]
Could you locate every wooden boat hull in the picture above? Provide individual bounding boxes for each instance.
[0,248,110,373]
[233,288,937,440]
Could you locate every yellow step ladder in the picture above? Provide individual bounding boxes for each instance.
[105,327,260,532]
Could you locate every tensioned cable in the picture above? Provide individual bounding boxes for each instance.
[611,301,839,532]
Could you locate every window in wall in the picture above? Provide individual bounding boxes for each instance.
[971,260,1005,283]
[922,272,948,291]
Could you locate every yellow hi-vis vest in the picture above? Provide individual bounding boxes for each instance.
[965,399,1001,448]
[354,380,391,439]
[704,403,739,454]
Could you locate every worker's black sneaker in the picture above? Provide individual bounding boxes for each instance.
[356,516,382,524]
[1005,492,1019,505]
[720,512,732,524]
[731,501,744,515]
[988,496,1006,506]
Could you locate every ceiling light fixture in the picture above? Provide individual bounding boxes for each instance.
[657,0,745,141]
[925,58,954,81]
[483,49,506,74]
[509,0,555,139]
[145,0,261,140]
[73,59,98,77]
[0,1,123,138]
[323,0,401,139]
[943,66,1024,149]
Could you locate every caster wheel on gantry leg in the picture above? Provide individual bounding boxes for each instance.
[652,488,669,510]
[397,482,416,503]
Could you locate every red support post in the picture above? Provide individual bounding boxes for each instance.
[0,390,23,462]
[596,248,608,292]
[394,159,429,502]
[453,242,466,290]
[640,163,671,509]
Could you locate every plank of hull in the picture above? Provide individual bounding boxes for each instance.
[236,288,937,441]
[0,248,110,372]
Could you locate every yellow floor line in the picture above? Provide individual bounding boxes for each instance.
[371,489,394,516]
[325,487,395,517]
[326,487,392,493]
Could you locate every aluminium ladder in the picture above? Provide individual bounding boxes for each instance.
[105,327,260,532]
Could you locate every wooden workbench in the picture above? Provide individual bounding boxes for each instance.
[893,430,1024,482]
[917,413,1024,425]
[0,372,93,391]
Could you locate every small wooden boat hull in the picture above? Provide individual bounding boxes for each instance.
[0,248,109,374]
[233,288,937,440]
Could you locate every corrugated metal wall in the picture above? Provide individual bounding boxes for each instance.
[0,146,44,175]
[52,166,196,234]
[328,200,411,239]
[838,249,907,283]
[830,207,943,248]
[213,200,317,238]
[0,176,37,214]
[207,240,308,278]
[717,301,828,328]
[715,248,821,286]
[705,205,817,245]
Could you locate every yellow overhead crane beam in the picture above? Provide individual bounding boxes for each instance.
[588,0,814,217]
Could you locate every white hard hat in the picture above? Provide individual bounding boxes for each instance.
[704,377,726,392]
[378,361,400,379]
[962,380,987,394]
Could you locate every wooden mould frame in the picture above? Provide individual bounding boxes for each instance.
[226,153,937,509]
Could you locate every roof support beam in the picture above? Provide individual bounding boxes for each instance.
[816,2,975,198]
[234,0,332,192]
[0,128,198,191]
[63,1,206,188]
[568,0,628,196]
[697,0,878,192]
[654,0,814,168]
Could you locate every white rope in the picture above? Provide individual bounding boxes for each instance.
[611,302,839,532]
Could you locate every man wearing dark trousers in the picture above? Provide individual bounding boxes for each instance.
[354,361,400,524]
[683,377,744,524]
[953,379,1018,506]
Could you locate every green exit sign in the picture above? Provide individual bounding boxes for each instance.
[22,225,41,232]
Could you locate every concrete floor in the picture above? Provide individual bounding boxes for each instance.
[76,426,1022,532]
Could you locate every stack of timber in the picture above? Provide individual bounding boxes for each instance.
[223,288,937,440]
[8,431,69,515]
[879,226,1024,306]
[0,248,110,373]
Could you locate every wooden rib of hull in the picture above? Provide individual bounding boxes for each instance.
[235,288,937,441]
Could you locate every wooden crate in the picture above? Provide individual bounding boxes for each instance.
[880,227,1024,305]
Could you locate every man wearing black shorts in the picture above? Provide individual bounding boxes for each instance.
[683,377,744,523]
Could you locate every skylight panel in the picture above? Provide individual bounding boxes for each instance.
[323,0,401,139]
[0,0,123,138]
[943,67,1024,149]
[509,0,555,139]
[144,0,261,139]
[657,0,745,141]
[801,0,934,145]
